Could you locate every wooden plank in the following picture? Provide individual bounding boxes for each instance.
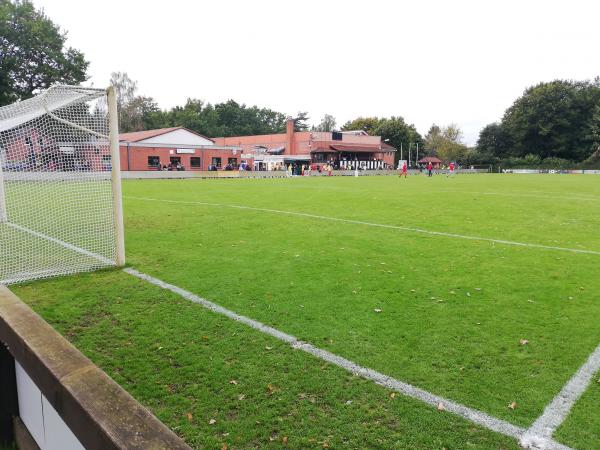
[0,285,191,450]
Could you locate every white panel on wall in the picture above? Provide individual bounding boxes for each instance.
[15,362,85,450]
[15,362,45,448]
[42,396,85,450]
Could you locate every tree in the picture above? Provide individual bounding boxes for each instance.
[423,124,444,154]
[424,123,468,163]
[292,112,310,131]
[476,123,512,156]
[109,72,161,132]
[0,0,89,106]
[343,116,422,164]
[442,124,463,143]
[501,79,600,161]
[313,114,337,132]
[341,117,384,135]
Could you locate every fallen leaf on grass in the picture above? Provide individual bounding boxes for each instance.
[389,392,396,399]
[186,412,193,422]
[209,418,216,425]
[437,403,446,411]
[520,339,529,346]
[508,402,517,410]
[229,380,238,385]
[322,442,329,448]
[221,445,227,450]
[267,383,278,395]
[283,436,289,445]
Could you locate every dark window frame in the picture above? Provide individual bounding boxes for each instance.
[190,157,201,168]
[147,156,160,167]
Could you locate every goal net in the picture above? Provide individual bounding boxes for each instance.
[0,85,125,285]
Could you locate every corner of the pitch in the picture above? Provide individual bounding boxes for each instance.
[520,433,562,450]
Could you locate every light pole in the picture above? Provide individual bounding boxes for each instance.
[416,142,419,166]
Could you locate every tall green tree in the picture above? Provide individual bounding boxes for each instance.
[501,79,600,160]
[476,122,512,156]
[341,117,385,135]
[0,0,89,106]
[292,111,310,131]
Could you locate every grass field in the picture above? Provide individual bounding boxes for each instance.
[9,173,600,449]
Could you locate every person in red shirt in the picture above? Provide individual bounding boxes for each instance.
[427,161,433,177]
[447,162,455,178]
[400,161,407,178]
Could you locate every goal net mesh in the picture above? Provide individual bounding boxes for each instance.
[0,85,118,285]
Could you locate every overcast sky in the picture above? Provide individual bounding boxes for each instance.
[34,0,599,145]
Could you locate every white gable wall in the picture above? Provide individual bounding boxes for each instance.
[140,129,214,146]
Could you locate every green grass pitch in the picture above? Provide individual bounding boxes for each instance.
[10,173,600,449]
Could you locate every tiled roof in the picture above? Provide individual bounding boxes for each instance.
[418,156,442,163]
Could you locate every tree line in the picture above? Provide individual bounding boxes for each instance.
[2,0,599,168]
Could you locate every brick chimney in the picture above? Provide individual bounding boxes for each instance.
[286,118,295,155]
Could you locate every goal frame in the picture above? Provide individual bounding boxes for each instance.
[107,85,126,266]
[0,84,125,285]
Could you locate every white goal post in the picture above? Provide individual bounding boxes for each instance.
[0,85,125,285]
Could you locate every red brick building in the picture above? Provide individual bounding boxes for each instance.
[119,127,239,171]
[119,119,396,171]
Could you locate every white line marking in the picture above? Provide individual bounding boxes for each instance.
[124,267,571,449]
[4,222,113,265]
[124,196,600,256]
[522,343,600,447]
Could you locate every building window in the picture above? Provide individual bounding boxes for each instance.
[190,157,201,168]
[227,158,238,168]
[148,156,160,167]
[211,157,222,168]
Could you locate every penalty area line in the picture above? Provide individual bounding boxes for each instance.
[521,343,600,448]
[124,196,600,256]
[124,267,571,449]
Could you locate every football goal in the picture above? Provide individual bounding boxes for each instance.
[0,85,125,285]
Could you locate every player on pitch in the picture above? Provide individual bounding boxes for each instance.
[447,161,455,178]
[399,161,407,178]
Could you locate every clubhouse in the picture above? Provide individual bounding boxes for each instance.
[118,119,396,171]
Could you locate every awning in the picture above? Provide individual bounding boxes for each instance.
[267,146,285,154]
[310,146,337,154]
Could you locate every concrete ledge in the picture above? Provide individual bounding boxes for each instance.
[0,285,191,450]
